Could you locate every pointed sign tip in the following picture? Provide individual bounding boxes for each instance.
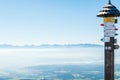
[108,0,111,4]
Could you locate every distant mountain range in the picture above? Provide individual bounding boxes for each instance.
[0,44,103,48]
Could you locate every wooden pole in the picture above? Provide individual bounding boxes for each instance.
[105,37,114,80]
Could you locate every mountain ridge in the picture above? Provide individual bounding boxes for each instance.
[0,44,103,48]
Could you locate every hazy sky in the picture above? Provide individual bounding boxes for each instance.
[0,0,120,45]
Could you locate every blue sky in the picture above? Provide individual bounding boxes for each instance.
[0,0,120,45]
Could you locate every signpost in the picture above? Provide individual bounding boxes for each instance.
[97,0,120,80]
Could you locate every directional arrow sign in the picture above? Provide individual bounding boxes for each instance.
[104,29,116,37]
[104,22,116,37]
[101,37,110,42]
